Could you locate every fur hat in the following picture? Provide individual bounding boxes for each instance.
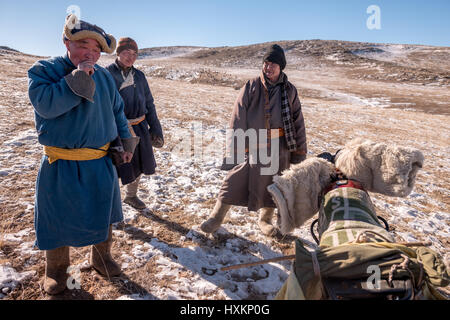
[63,14,116,54]
[116,37,138,55]
[263,44,287,70]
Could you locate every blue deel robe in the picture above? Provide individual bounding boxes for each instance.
[28,55,131,250]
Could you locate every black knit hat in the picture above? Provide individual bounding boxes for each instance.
[263,44,286,70]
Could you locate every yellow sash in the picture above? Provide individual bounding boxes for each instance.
[43,143,110,164]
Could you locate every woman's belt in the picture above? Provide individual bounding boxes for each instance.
[128,115,146,126]
[43,143,110,164]
[127,115,146,137]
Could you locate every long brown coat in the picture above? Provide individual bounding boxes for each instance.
[218,72,307,211]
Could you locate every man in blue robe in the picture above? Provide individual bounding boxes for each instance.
[28,14,137,295]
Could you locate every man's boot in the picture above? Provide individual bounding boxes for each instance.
[44,246,70,295]
[258,207,277,236]
[200,200,231,233]
[123,176,146,210]
[124,196,146,210]
[90,225,121,277]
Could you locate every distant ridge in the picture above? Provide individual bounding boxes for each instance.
[0,46,45,58]
[137,39,450,85]
[138,40,450,72]
[0,46,20,53]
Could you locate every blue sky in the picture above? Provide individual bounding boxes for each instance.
[0,0,449,56]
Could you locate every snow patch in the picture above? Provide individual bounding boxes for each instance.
[0,265,35,294]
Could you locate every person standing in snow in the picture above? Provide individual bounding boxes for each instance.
[106,37,164,210]
[28,15,138,295]
[201,44,307,236]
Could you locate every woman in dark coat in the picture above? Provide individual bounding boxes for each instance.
[106,38,164,209]
[200,44,307,236]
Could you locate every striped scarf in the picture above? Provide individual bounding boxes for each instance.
[280,83,297,151]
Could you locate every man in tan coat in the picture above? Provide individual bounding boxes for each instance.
[201,44,307,236]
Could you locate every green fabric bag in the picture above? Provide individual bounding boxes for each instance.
[293,240,449,300]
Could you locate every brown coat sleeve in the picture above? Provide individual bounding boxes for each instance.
[290,86,307,155]
[229,80,250,131]
[222,81,251,169]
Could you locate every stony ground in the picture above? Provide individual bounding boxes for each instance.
[0,41,448,300]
